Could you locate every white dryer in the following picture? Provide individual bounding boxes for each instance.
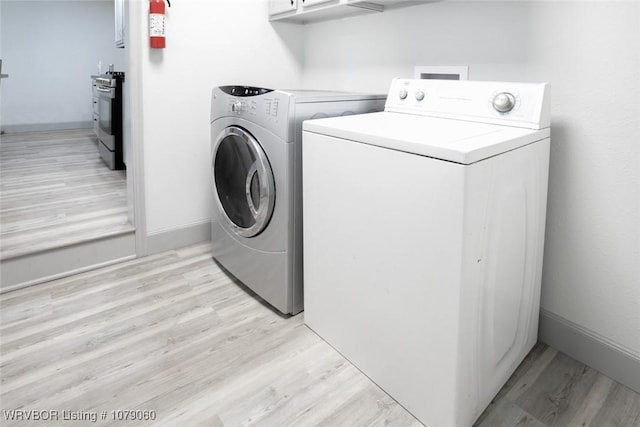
[210,86,385,315]
[302,79,550,427]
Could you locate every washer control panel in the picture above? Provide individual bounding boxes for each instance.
[386,78,549,129]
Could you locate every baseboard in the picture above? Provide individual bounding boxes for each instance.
[0,231,136,293]
[1,121,92,133]
[539,308,640,393]
[145,220,211,256]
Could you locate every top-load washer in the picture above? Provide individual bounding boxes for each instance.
[302,78,550,427]
[210,86,385,315]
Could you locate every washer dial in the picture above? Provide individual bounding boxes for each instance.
[492,92,516,113]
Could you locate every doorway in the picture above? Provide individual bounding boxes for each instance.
[0,0,137,291]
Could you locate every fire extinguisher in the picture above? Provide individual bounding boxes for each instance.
[149,0,170,49]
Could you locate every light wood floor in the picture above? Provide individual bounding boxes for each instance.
[0,129,133,261]
[1,243,638,426]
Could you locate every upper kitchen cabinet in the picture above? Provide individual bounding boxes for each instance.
[269,0,434,23]
[115,0,125,48]
[269,0,379,23]
[269,0,337,15]
[348,0,433,6]
[269,0,297,16]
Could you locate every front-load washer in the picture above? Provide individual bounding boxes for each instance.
[302,78,550,427]
[210,85,385,315]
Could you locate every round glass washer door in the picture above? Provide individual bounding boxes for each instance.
[212,126,275,238]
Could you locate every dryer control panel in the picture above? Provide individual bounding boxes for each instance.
[211,86,295,141]
[211,86,386,142]
[386,78,550,130]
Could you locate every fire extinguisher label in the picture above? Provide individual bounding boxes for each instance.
[149,13,165,37]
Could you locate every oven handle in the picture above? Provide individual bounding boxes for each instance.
[96,86,113,93]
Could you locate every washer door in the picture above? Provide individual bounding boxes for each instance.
[212,126,275,238]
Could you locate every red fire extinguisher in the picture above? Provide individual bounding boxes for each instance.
[149,0,169,49]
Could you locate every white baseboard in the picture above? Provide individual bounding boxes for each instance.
[145,220,211,256]
[2,121,92,133]
[1,231,136,293]
[539,308,640,394]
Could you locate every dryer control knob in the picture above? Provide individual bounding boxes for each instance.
[399,89,408,100]
[415,91,425,101]
[492,92,516,113]
[231,101,246,113]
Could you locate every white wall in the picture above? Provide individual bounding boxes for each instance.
[128,0,303,236]
[0,0,125,129]
[302,1,640,356]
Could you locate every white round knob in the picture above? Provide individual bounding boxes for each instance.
[415,91,425,101]
[399,89,408,100]
[492,92,516,113]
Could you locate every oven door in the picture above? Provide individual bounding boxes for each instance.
[96,85,115,150]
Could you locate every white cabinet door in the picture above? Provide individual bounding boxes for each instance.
[269,0,297,16]
[301,0,336,7]
[348,0,431,7]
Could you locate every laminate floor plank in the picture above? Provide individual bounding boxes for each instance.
[0,259,213,354]
[1,243,638,427]
[475,400,546,427]
[0,129,132,261]
[587,382,640,427]
[514,352,600,426]
[566,374,615,427]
